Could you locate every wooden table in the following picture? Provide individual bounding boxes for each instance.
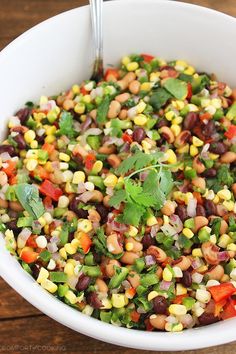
[0,1,236,353]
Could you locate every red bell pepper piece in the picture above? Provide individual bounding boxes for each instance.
[214,298,227,317]
[31,166,50,181]
[173,294,188,305]
[84,153,96,170]
[144,318,154,331]
[39,179,63,201]
[122,132,133,144]
[20,248,39,264]
[130,310,140,323]
[2,160,17,177]
[141,53,155,63]
[186,82,192,99]
[42,142,55,155]
[220,298,236,320]
[80,86,88,95]
[26,235,38,249]
[208,282,236,303]
[80,232,92,254]
[104,68,119,81]
[224,125,236,139]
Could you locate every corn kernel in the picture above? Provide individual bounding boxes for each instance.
[150,72,160,82]
[197,265,208,273]
[165,110,175,121]
[101,298,112,309]
[59,247,67,259]
[58,195,69,208]
[77,219,93,233]
[196,289,211,303]
[128,225,138,237]
[41,279,58,293]
[223,200,234,211]
[184,66,195,75]
[142,140,152,152]
[83,95,91,104]
[111,294,128,308]
[65,182,74,194]
[74,102,86,114]
[148,291,159,301]
[211,98,221,109]
[91,160,103,174]
[38,216,46,227]
[190,145,198,157]
[37,267,49,284]
[176,284,187,295]
[65,290,77,304]
[165,149,177,164]
[169,304,187,316]
[217,189,231,201]
[64,262,75,276]
[126,62,139,71]
[45,125,57,135]
[40,95,48,105]
[170,124,181,137]
[24,130,36,144]
[140,82,151,92]
[146,215,158,226]
[183,228,194,239]
[192,136,204,147]
[104,174,118,188]
[72,84,80,94]
[30,140,38,149]
[192,248,203,257]
[227,243,236,252]
[64,243,77,255]
[165,323,183,332]
[26,158,38,171]
[59,152,70,162]
[163,267,173,282]
[72,171,86,184]
[163,215,169,225]
[213,195,220,204]
[218,234,232,248]
[133,114,147,126]
[208,153,219,161]
[176,60,188,68]
[230,269,236,281]
[177,144,189,154]
[206,280,220,288]
[173,266,183,278]
[45,135,56,143]
[172,116,183,125]
[136,100,146,113]
[125,242,133,251]
[122,56,130,65]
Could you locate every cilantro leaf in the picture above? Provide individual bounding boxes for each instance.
[117,150,163,175]
[14,183,45,219]
[110,118,123,137]
[163,78,188,100]
[59,111,76,138]
[125,179,156,207]
[117,203,145,227]
[227,103,236,120]
[97,96,110,124]
[109,189,126,208]
[143,170,165,209]
[149,88,172,110]
[159,169,173,196]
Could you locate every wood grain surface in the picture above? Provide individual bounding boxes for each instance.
[0,1,236,353]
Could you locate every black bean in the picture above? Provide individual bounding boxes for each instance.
[69,197,89,218]
[198,313,219,326]
[0,144,15,156]
[196,204,206,217]
[209,142,227,155]
[181,271,192,287]
[76,274,91,291]
[86,291,102,309]
[92,251,102,264]
[6,220,18,230]
[175,205,188,222]
[36,134,46,144]
[95,204,109,224]
[14,134,26,150]
[204,199,216,216]
[132,127,146,143]
[203,168,217,178]
[31,264,41,280]
[72,154,83,168]
[15,107,31,124]
[183,112,199,130]
[142,233,156,250]
[202,121,216,137]
[153,296,168,314]
[156,118,169,129]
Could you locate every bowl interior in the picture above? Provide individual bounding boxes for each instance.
[1,0,236,351]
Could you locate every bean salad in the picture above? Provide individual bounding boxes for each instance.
[1,53,236,332]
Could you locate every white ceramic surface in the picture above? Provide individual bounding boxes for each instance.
[0,0,236,351]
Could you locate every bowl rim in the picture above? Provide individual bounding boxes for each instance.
[1,0,236,351]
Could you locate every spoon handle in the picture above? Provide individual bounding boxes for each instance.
[89,0,104,81]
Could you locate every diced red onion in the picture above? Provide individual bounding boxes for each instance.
[192,272,203,284]
[169,214,183,233]
[47,242,58,253]
[200,143,210,159]
[84,128,102,138]
[137,307,147,314]
[108,219,129,233]
[178,180,189,193]
[191,258,203,269]
[161,224,177,236]
[122,280,131,290]
[217,251,230,261]
[127,107,137,118]
[150,224,160,237]
[18,228,31,247]
[119,142,130,152]
[80,116,92,133]
[0,152,11,162]
[9,116,21,127]
[187,197,197,217]
[51,252,60,261]
[78,191,94,203]
[67,275,79,290]
[40,99,56,111]
[106,187,114,196]
[105,137,124,146]
[166,315,178,324]
[92,221,100,230]
[77,182,86,194]
[179,314,194,328]
[36,128,46,136]
[139,171,149,181]
[50,235,60,245]
[160,280,172,291]
[145,255,156,266]
[133,96,140,104]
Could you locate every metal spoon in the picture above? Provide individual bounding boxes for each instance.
[89,0,104,82]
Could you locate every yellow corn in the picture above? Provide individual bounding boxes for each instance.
[45,135,56,143]
[192,136,204,147]
[208,153,219,160]
[64,243,77,255]
[192,248,203,257]
[77,219,93,233]
[183,228,194,239]
[146,215,158,226]
[165,110,175,121]
[176,284,187,295]
[45,125,57,135]
[165,323,183,332]
[26,158,38,171]
[59,247,67,260]
[65,290,77,304]
[165,149,177,164]
[101,298,112,309]
[24,130,36,144]
[150,72,160,82]
[72,84,80,94]
[58,195,70,208]
[133,114,147,126]
[30,140,38,149]
[218,234,232,248]
[41,279,58,293]
[223,200,234,211]
[184,66,195,75]
[196,289,211,303]
[177,144,189,154]
[190,145,198,157]
[74,102,86,114]
[128,225,138,237]
[37,267,49,284]
[188,104,199,112]
[148,291,159,302]
[136,100,146,113]
[126,62,139,71]
[213,195,220,204]
[171,124,181,137]
[83,95,91,104]
[72,171,86,184]
[172,116,183,125]
[111,294,128,308]
[169,304,187,316]
[140,82,151,92]
[104,174,118,188]
[122,56,130,65]
[38,216,46,227]
[125,242,133,251]
[64,262,75,276]
[217,189,231,201]
[163,267,173,282]
[59,152,70,162]
[227,243,236,252]
[91,160,103,174]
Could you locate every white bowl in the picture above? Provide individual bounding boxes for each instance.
[0,0,236,351]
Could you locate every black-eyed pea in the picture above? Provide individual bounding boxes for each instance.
[173,256,191,271]
[174,130,191,147]
[149,314,167,330]
[193,216,209,232]
[64,210,77,222]
[107,154,121,168]
[90,109,97,120]
[95,278,108,293]
[206,265,224,280]
[106,233,123,255]
[125,237,143,252]
[105,259,121,277]
[192,177,206,190]
[192,155,206,174]
[89,190,104,203]
[123,72,136,84]
[115,92,131,103]
[62,99,74,111]
[129,80,140,94]
[98,145,116,154]
[107,100,121,119]
[147,246,167,263]
[120,251,139,265]
[201,241,220,265]
[161,200,176,216]
[221,274,230,282]
[103,195,111,208]
[159,126,175,144]
[128,271,140,288]
[0,198,8,209]
[220,151,236,164]
[88,209,101,222]
[9,201,24,212]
